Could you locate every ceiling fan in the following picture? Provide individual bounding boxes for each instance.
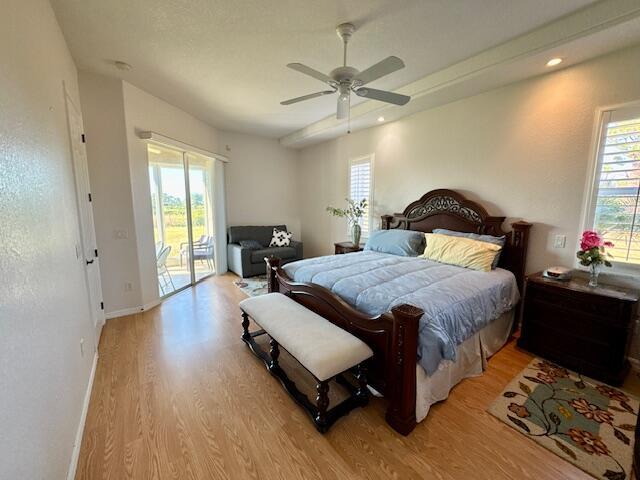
[280,23,410,120]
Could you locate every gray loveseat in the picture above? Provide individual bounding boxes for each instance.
[227,225,303,278]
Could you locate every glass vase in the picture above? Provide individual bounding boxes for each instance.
[588,263,600,287]
[351,223,361,248]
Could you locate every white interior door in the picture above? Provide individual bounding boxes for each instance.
[65,89,105,338]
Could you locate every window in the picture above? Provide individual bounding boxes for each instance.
[349,155,374,237]
[585,104,640,267]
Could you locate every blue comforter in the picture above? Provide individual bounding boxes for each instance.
[283,251,519,375]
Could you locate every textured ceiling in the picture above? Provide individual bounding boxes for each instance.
[51,0,598,137]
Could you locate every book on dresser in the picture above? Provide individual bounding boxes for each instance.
[518,271,639,386]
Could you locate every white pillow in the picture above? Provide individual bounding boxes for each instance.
[269,228,293,247]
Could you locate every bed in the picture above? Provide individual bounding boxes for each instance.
[265,189,531,435]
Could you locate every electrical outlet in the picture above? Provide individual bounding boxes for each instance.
[80,337,85,357]
[553,234,566,249]
[124,282,133,292]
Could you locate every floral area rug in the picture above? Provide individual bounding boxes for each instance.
[233,275,268,297]
[489,358,638,480]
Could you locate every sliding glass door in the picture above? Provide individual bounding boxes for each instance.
[148,145,216,297]
[187,153,216,282]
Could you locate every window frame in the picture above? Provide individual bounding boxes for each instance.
[579,100,640,275]
[347,154,375,239]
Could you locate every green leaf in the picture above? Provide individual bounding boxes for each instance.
[554,439,577,460]
[503,391,517,398]
[519,382,531,395]
[507,415,531,433]
[604,260,612,267]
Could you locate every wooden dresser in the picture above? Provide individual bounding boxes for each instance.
[518,272,638,386]
[334,242,364,254]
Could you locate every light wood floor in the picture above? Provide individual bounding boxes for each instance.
[76,273,604,480]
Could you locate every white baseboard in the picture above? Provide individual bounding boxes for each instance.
[66,351,98,480]
[104,306,140,319]
[105,298,161,320]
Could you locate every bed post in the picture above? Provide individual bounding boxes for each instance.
[265,256,281,293]
[510,221,532,294]
[386,303,424,436]
[381,214,393,230]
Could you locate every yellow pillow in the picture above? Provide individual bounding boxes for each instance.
[421,233,502,272]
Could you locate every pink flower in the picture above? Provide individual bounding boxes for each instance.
[580,230,602,251]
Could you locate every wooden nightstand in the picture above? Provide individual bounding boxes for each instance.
[334,242,364,254]
[518,272,639,386]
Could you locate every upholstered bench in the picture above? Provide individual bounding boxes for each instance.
[239,293,373,432]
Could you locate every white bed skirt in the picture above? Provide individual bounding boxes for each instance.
[415,309,515,422]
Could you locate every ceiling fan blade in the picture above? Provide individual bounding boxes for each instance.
[354,87,410,106]
[287,63,334,85]
[280,90,335,105]
[336,95,349,119]
[354,56,405,86]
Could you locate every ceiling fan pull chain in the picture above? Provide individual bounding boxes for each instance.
[347,99,351,134]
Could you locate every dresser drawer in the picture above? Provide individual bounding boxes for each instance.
[518,273,639,386]
[520,307,626,371]
[526,283,628,327]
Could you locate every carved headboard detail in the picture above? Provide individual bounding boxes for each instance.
[381,189,532,292]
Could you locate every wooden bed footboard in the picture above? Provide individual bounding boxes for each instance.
[266,256,424,435]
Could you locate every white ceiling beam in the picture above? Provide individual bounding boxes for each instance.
[279,0,640,148]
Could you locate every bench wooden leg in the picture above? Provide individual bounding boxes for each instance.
[269,338,280,371]
[355,364,369,405]
[315,381,330,433]
[241,311,250,341]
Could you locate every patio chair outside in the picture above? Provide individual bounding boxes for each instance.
[157,245,175,295]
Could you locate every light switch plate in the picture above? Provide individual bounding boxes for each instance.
[553,234,566,249]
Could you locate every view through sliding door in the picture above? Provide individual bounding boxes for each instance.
[148,145,217,297]
[187,153,216,282]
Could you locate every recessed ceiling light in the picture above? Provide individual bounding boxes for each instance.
[546,58,563,67]
[377,116,385,122]
[114,60,132,71]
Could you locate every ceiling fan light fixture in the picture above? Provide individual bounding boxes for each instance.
[280,23,410,119]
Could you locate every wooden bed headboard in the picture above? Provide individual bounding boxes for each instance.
[380,189,532,292]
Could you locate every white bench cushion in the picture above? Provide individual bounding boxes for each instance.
[239,293,373,381]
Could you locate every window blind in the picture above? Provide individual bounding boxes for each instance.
[349,157,372,236]
[592,107,640,264]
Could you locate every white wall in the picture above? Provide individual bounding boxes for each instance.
[78,72,142,314]
[0,1,97,479]
[80,76,304,314]
[298,44,640,277]
[221,131,301,238]
[122,81,223,307]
